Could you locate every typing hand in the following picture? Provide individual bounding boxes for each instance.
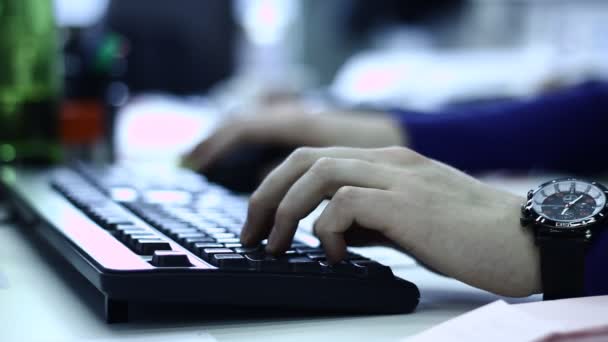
[240,146,541,297]
[182,102,404,171]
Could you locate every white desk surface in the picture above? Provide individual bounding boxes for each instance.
[0,175,548,342]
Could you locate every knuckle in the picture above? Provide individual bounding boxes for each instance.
[248,192,265,211]
[289,147,315,164]
[333,186,359,205]
[310,157,337,177]
[381,146,422,164]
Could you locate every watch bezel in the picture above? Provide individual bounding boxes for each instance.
[521,177,608,233]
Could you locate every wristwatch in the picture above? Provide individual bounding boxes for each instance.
[521,178,608,300]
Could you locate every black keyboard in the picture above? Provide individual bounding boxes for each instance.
[1,163,419,322]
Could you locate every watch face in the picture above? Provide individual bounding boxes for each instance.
[531,180,606,224]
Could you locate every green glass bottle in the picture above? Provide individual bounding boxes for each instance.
[0,0,62,164]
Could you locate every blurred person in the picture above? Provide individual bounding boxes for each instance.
[183,80,608,299]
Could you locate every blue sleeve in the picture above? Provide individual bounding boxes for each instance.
[586,229,608,296]
[392,81,608,174]
[392,81,608,297]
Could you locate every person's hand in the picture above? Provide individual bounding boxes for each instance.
[183,102,405,171]
[240,146,541,297]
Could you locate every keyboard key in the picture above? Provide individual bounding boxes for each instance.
[210,232,235,239]
[233,246,261,253]
[114,226,146,239]
[306,253,326,261]
[123,232,156,245]
[99,217,134,230]
[350,260,393,278]
[326,261,359,276]
[183,236,216,246]
[215,238,240,244]
[134,239,172,255]
[150,251,193,267]
[198,227,226,234]
[159,219,183,228]
[176,232,208,240]
[244,252,290,272]
[244,252,275,261]
[211,254,248,269]
[166,228,199,236]
[114,223,137,231]
[287,257,322,273]
[193,243,224,250]
[318,261,335,274]
[199,248,233,259]
[219,222,243,231]
[296,247,322,254]
[203,247,233,253]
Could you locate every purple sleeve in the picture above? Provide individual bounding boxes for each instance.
[392,81,608,296]
[392,81,608,174]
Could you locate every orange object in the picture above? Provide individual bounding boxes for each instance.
[60,100,104,145]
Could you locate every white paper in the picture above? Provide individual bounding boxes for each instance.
[516,295,608,332]
[404,300,562,342]
[405,296,608,342]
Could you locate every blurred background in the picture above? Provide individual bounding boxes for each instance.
[3,0,608,171]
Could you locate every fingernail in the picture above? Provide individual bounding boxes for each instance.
[266,230,277,250]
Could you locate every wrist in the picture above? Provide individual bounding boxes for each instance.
[435,189,541,297]
[495,193,542,296]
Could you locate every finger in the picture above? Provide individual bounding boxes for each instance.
[241,146,416,245]
[184,114,313,171]
[313,186,397,263]
[265,157,393,253]
[183,123,243,171]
